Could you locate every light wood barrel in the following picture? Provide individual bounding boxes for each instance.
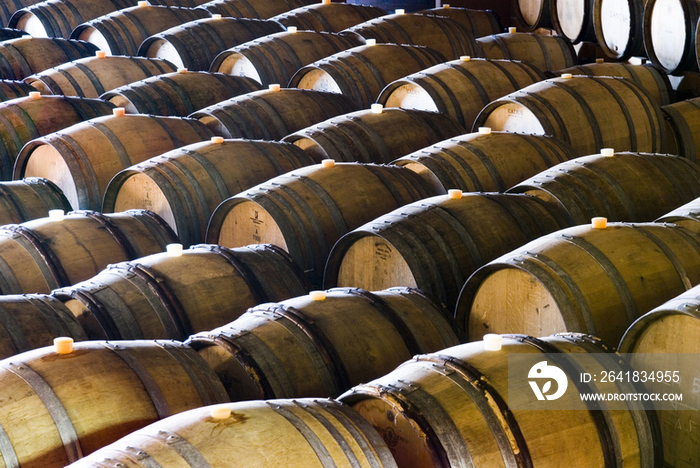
[662,97,700,161]
[325,193,572,311]
[557,61,673,106]
[343,13,480,61]
[8,0,133,38]
[187,287,460,401]
[0,94,114,180]
[393,131,578,193]
[14,114,213,211]
[377,57,545,129]
[0,209,177,295]
[456,222,700,345]
[508,151,700,225]
[271,3,386,33]
[290,43,447,109]
[656,196,700,234]
[0,37,98,81]
[643,0,699,75]
[0,340,228,468]
[196,0,311,19]
[71,5,209,56]
[101,70,261,117]
[206,162,440,287]
[0,0,44,28]
[515,0,552,30]
[102,139,316,246]
[476,31,577,72]
[619,287,700,468]
[340,334,662,468]
[53,243,310,341]
[66,399,398,468]
[191,88,358,140]
[594,0,645,60]
[282,108,466,164]
[419,6,503,38]
[210,30,362,86]
[474,75,666,156]
[0,294,86,360]
[0,178,71,225]
[23,55,177,99]
[137,17,284,71]
[551,0,596,43]
[0,79,34,101]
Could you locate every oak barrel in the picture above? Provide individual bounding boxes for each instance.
[206,162,440,287]
[137,17,284,71]
[476,30,577,72]
[148,0,211,6]
[65,399,398,468]
[101,70,261,117]
[392,131,578,193]
[657,196,700,236]
[343,12,481,61]
[0,27,26,41]
[643,0,700,74]
[187,287,459,401]
[0,340,227,468]
[662,97,700,161]
[474,75,667,156]
[515,0,553,30]
[23,54,177,99]
[508,151,700,225]
[8,0,133,38]
[456,222,700,345]
[0,0,44,28]
[349,0,431,13]
[551,0,596,43]
[324,193,572,311]
[593,0,645,60]
[419,6,503,38]
[53,243,310,341]
[14,113,213,211]
[290,43,447,109]
[71,5,209,56]
[0,79,34,101]
[209,30,362,86]
[377,57,544,129]
[340,334,662,468]
[102,138,316,246]
[191,87,358,141]
[271,2,386,33]
[0,178,71,225]
[196,0,311,19]
[0,94,114,180]
[0,37,98,81]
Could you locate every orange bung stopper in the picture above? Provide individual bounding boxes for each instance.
[210,405,231,419]
[309,290,327,301]
[177,68,188,74]
[508,27,517,34]
[269,84,281,92]
[601,148,614,157]
[113,107,126,117]
[321,159,335,168]
[448,189,463,200]
[137,1,148,7]
[96,50,107,59]
[591,217,607,229]
[211,136,224,144]
[54,337,74,354]
[596,58,604,64]
[29,91,41,99]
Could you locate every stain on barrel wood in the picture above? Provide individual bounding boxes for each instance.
[271,2,386,33]
[0,178,71,225]
[593,0,645,60]
[419,6,503,38]
[476,30,577,72]
[0,37,98,81]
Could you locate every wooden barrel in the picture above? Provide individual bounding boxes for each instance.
[187,287,460,401]
[515,0,553,30]
[191,88,358,141]
[643,0,699,75]
[619,288,700,468]
[271,3,386,33]
[0,27,26,40]
[282,108,466,164]
[551,0,596,43]
[148,0,211,6]
[0,79,34,101]
[0,37,98,81]
[8,0,133,39]
[419,6,503,38]
[66,399,398,468]
[102,139,316,246]
[206,162,440,287]
[349,0,432,13]
[101,70,261,117]
[0,94,114,180]
[393,131,578,194]
[24,54,177,99]
[289,43,447,109]
[0,209,177,295]
[53,243,310,341]
[508,151,700,225]
[137,17,284,71]
[474,75,667,156]
[196,0,311,19]
[0,294,86,359]
[0,178,71,225]
[456,222,700,345]
[340,334,662,468]
[557,61,673,106]
[70,5,209,56]
[324,193,572,311]
[662,97,700,161]
[14,113,213,211]
[377,57,544,129]
[656,196,700,234]
[593,0,645,60]
[476,30,577,72]
[0,340,228,468]
[209,30,362,86]
[343,12,480,61]
[0,0,44,28]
